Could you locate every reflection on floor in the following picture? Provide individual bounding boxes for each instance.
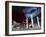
[12,16,41,31]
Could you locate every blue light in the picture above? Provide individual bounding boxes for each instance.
[23,7,41,17]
